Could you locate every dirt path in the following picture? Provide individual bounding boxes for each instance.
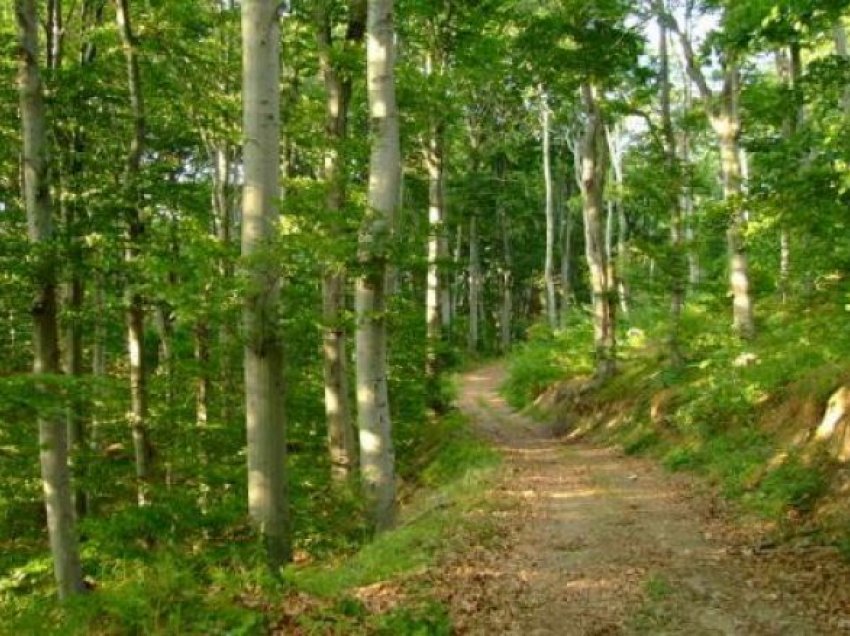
[441,364,850,635]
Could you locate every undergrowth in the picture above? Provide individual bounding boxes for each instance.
[1,411,500,634]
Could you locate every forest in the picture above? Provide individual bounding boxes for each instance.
[4,0,850,633]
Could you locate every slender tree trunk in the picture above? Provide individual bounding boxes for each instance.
[606,126,629,316]
[674,11,754,337]
[211,143,238,424]
[541,93,558,330]
[498,163,513,351]
[194,322,210,427]
[559,203,573,327]
[49,0,89,518]
[358,0,399,531]
[91,280,106,451]
[659,7,685,364]
[317,0,362,479]
[835,23,850,115]
[241,0,290,567]
[451,224,463,322]
[776,44,805,303]
[580,84,615,378]
[16,0,85,600]
[426,115,447,390]
[710,60,754,338]
[62,274,86,517]
[676,8,700,288]
[115,0,154,499]
[467,214,480,352]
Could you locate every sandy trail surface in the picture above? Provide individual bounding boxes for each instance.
[439,363,850,635]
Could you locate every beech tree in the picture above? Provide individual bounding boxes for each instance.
[15,0,85,600]
[316,0,364,481]
[241,0,290,567]
[357,0,400,531]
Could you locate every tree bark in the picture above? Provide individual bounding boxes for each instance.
[16,0,85,600]
[559,202,573,328]
[498,160,513,351]
[467,214,481,352]
[317,0,363,480]
[775,47,798,304]
[241,0,290,567]
[358,0,399,531]
[115,0,154,499]
[672,12,755,337]
[835,23,850,115]
[195,322,210,427]
[710,61,753,338]
[211,142,238,424]
[426,117,447,383]
[659,5,685,364]
[49,0,89,518]
[541,92,558,330]
[606,125,629,316]
[580,84,615,378]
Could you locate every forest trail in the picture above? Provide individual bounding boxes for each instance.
[441,363,850,635]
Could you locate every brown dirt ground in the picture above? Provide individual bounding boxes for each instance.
[435,363,850,635]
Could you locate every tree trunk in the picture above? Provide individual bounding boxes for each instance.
[542,93,558,330]
[195,321,210,427]
[776,44,804,303]
[241,0,290,568]
[317,0,362,480]
[467,214,481,352]
[498,173,513,351]
[358,0,399,531]
[659,6,685,364]
[674,12,754,337]
[711,60,754,339]
[559,203,573,328]
[91,280,106,450]
[677,15,699,289]
[580,84,615,378]
[115,0,154,499]
[835,23,850,115]
[211,143,238,424]
[62,275,86,518]
[48,0,89,518]
[606,125,629,316]
[16,0,85,600]
[451,224,463,322]
[426,119,447,383]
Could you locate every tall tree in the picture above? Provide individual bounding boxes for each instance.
[656,0,685,363]
[241,0,290,567]
[16,0,85,600]
[580,83,615,378]
[670,10,755,338]
[316,0,365,481]
[541,88,558,330]
[357,0,400,531]
[114,0,153,499]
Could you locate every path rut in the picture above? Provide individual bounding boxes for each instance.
[441,364,850,635]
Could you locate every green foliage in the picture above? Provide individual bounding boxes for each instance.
[504,291,850,541]
[286,412,499,599]
[501,320,594,409]
[747,455,829,517]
